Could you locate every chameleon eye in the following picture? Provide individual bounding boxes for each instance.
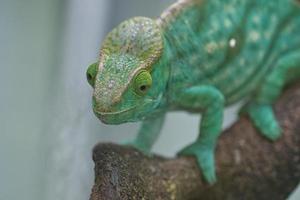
[86,62,98,88]
[134,70,152,96]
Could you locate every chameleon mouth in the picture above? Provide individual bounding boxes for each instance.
[94,106,137,116]
[93,106,138,125]
[93,96,161,117]
[93,95,163,124]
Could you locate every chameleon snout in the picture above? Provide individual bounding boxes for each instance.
[92,94,122,114]
[92,95,137,125]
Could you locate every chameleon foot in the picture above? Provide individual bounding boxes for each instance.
[178,142,216,184]
[241,103,281,141]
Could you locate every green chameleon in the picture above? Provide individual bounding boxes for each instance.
[86,0,300,184]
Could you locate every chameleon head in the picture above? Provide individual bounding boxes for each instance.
[86,17,165,124]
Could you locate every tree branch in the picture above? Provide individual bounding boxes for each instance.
[90,83,300,200]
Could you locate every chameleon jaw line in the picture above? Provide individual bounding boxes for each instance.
[94,106,137,116]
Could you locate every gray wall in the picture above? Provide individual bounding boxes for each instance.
[0,0,62,199]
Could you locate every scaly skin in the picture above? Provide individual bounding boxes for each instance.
[86,0,300,184]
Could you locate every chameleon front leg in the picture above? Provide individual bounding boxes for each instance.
[127,113,165,154]
[177,85,225,184]
[242,51,300,141]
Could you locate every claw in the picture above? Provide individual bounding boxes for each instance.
[242,103,282,141]
[178,142,217,184]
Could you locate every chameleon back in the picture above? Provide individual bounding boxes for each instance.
[161,0,300,104]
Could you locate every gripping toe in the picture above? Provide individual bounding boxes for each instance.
[178,142,217,184]
[242,103,282,141]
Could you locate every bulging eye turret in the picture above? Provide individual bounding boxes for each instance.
[133,70,152,96]
[86,62,98,88]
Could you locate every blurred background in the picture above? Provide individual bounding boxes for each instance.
[0,0,299,199]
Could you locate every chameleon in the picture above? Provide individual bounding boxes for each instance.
[86,0,300,184]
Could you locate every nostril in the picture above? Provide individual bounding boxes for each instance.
[92,96,109,112]
[92,95,118,114]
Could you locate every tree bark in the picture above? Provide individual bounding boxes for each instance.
[90,83,300,200]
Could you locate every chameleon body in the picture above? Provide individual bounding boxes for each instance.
[87,0,300,183]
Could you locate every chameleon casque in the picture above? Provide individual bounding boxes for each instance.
[86,0,300,184]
